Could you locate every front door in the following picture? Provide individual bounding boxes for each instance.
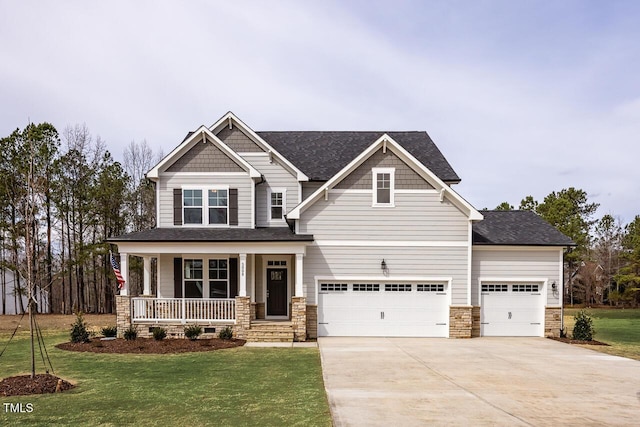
[267,268,287,316]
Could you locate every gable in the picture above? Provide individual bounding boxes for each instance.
[216,126,265,153]
[165,136,245,173]
[335,148,433,190]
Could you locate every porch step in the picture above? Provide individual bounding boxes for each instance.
[246,322,294,342]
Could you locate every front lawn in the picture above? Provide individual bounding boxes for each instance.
[0,331,331,426]
[563,307,640,361]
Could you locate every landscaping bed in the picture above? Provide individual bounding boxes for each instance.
[0,373,75,396]
[548,337,609,346]
[56,337,245,354]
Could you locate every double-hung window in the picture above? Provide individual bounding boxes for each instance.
[372,168,395,207]
[208,189,228,225]
[183,190,203,224]
[183,259,203,298]
[209,259,229,298]
[268,189,286,222]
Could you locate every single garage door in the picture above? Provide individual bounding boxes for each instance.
[480,283,544,336]
[318,282,449,337]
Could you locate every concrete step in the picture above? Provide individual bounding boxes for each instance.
[246,322,294,342]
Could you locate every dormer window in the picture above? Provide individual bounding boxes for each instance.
[372,167,395,207]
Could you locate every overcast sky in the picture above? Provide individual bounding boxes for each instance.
[1,0,638,223]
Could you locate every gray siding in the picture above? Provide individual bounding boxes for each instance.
[302,182,323,200]
[335,149,432,190]
[166,137,244,172]
[471,248,562,306]
[299,191,468,241]
[217,126,264,152]
[157,174,253,227]
[302,245,469,305]
[240,154,299,227]
[158,253,174,298]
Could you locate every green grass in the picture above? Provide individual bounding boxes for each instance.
[0,332,331,426]
[564,308,640,361]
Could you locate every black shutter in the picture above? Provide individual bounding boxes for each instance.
[174,257,183,298]
[229,188,238,226]
[173,188,182,225]
[229,258,238,297]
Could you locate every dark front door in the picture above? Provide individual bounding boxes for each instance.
[267,268,287,316]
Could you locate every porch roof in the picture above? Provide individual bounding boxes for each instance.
[109,227,314,243]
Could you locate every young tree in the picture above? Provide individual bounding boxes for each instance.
[593,214,623,299]
[616,216,640,307]
[519,195,538,212]
[495,202,513,211]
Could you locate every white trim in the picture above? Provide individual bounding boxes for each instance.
[267,187,287,224]
[558,248,564,308]
[162,172,249,177]
[251,180,256,229]
[288,134,483,220]
[146,125,261,180]
[209,112,309,182]
[114,241,311,255]
[467,220,473,306]
[314,240,468,247]
[372,167,395,207]
[472,245,568,252]
[263,255,291,319]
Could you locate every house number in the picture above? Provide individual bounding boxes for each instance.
[270,271,283,281]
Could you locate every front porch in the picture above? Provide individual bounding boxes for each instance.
[109,229,315,342]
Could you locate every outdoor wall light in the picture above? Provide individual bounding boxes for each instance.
[381,259,387,272]
[551,281,557,290]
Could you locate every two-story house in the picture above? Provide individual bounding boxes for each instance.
[110,112,573,341]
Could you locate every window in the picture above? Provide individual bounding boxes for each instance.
[267,260,287,266]
[353,283,380,292]
[209,259,228,298]
[372,168,394,206]
[512,284,539,293]
[208,189,228,225]
[417,284,445,292]
[320,283,348,292]
[482,284,509,292]
[183,190,203,224]
[268,189,286,221]
[184,259,203,298]
[385,283,412,292]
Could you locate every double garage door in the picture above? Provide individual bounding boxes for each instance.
[318,281,449,337]
[480,283,544,337]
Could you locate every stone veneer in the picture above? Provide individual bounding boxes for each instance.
[449,306,473,338]
[471,306,481,338]
[306,305,318,339]
[545,307,562,338]
[116,295,132,338]
[291,296,307,342]
[234,296,251,339]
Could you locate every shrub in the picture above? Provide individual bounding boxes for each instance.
[572,310,595,341]
[151,327,167,341]
[184,325,202,340]
[70,312,91,343]
[124,325,138,341]
[218,326,233,340]
[101,325,118,338]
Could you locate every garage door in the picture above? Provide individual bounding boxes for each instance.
[480,283,544,337]
[318,282,449,337]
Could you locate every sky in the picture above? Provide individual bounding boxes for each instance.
[1,0,639,223]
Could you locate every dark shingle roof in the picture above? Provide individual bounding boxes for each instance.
[256,131,460,183]
[109,227,313,242]
[473,211,575,246]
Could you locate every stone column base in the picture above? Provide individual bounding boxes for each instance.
[235,296,251,339]
[471,306,481,337]
[306,304,318,339]
[545,307,562,337]
[116,295,132,338]
[291,296,307,342]
[449,306,473,338]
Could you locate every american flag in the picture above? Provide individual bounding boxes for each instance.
[110,251,126,289]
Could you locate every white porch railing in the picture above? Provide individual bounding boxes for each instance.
[131,298,236,323]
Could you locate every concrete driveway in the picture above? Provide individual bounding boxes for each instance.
[319,337,640,426]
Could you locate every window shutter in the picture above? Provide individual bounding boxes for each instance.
[229,188,238,226]
[229,258,238,297]
[173,257,183,298]
[173,189,182,225]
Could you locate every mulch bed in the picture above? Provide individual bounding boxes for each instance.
[56,337,246,354]
[548,337,610,346]
[0,374,75,397]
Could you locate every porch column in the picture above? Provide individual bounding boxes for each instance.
[249,254,256,303]
[239,253,247,297]
[143,256,151,295]
[120,253,129,296]
[295,253,304,297]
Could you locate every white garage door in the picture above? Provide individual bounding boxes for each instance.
[318,282,449,337]
[480,283,544,337]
